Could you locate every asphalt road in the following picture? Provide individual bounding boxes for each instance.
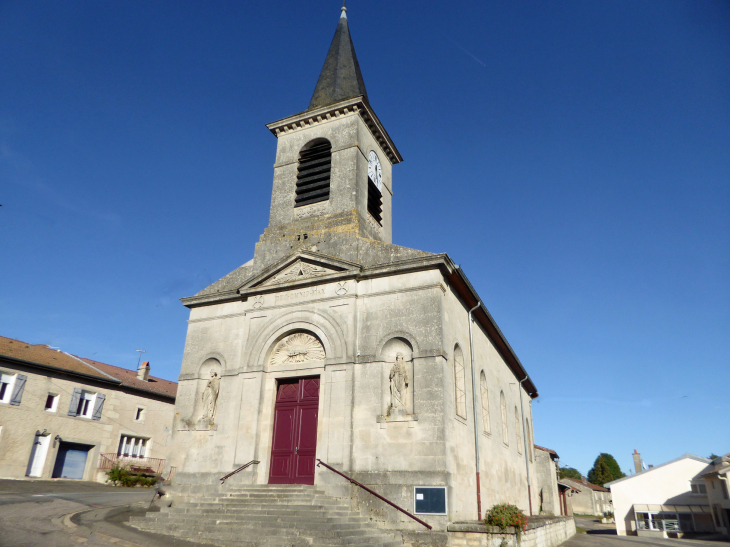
[0,479,203,547]
[566,517,730,547]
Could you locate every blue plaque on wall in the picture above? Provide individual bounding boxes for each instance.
[414,486,447,515]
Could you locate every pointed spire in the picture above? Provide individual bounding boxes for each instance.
[308,4,368,111]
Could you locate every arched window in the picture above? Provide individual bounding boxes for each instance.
[453,346,466,419]
[526,418,533,462]
[295,139,331,207]
[515,406,522,454]
[480,371,490,434]
[500,391,508,445]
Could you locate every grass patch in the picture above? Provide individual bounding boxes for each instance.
[576,527,587,534]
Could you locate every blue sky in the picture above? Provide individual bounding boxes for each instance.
[1,1,728,476]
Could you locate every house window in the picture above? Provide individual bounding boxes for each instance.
[0,373,16,403]
[480,371,490,434]
[118,435,148,458]
[294,139,331,207]
[453,346,466,419]
[500,391,508,445]
[135,407,145,421]
[691,483,707,495]
[45,394,59,412]
[526,418,533,462]
[515,407,522,454]
[76,391,96,418]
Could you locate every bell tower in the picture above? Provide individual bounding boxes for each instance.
[253,5,402,271]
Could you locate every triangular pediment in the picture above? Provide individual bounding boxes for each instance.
[238,252,360,292]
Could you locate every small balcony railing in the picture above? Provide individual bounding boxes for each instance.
[99,453,166,475]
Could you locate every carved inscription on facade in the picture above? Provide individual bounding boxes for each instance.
[269,332,326,366]
[274,286,326,304]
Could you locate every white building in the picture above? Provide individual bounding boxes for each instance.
[700,454,730,537]
[606,454,715,537]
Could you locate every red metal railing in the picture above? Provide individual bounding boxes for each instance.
[316,459,432,530]
[220,460,259,483]
[98,453,166,475]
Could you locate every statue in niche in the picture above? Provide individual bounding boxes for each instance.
[389,352,409,412]
[201,371,220,423]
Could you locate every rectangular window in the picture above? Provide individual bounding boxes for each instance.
[44,394,59,412]
[118,435,148,458]
[76,391,96,418]
[0,373,16,403]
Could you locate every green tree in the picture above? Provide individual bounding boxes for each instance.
[708,454,720,460]
[559,466,582,480]
[589,456,613,487]
[588,453,625,485]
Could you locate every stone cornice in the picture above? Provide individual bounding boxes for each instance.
[266,97,403,165]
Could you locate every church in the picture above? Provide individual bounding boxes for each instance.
[166,4,540,533]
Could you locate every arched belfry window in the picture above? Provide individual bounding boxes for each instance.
[295,139,331,207]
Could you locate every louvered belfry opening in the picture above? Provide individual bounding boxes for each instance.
[367,177,382,225]
[295,139,332,207]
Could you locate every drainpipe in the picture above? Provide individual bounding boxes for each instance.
[468,301,482,521]
[519,377,533,516]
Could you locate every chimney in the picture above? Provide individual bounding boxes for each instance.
[582,476,587,485]
[137,361,150,381]
[633,449,642,474]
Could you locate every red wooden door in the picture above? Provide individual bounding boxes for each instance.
[268,377,320,485]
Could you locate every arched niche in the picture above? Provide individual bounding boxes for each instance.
[379,337,415,419]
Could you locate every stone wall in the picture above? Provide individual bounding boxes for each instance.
[447,517,576,547]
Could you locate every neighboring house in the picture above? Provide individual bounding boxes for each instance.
[534,445,561,515]
[606,453,715,537]
[561,476,612,516]
[0,336,177,482]
[700,454,730,537]
[557,481,579,517]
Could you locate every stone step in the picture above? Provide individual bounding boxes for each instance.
[138,514,371,531]
[131,484,405,547]
[156,510,369,524]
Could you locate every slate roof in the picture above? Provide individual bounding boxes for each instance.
[308,6,368,111]
[0,335,176,400]
[561,477,610,492]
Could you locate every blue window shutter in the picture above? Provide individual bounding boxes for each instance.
[91,393,105,421]
[68,388,82,416]
[9,374,27,406]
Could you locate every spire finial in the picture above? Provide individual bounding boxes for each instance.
[340,1,347,19]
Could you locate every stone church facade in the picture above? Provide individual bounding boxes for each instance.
[167,7,540,530]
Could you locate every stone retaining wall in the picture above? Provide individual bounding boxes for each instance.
[447,516,576,547]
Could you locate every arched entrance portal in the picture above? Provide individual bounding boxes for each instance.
[266,330,326,485]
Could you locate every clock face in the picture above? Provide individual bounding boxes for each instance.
[367,151,383,192]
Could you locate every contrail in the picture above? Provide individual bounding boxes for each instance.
[453,40,486,67]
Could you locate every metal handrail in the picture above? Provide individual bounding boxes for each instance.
[316,459,432,530]
[220,460,260,483]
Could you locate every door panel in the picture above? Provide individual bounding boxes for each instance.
[268,377,319,485]
[52,442,90,479]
